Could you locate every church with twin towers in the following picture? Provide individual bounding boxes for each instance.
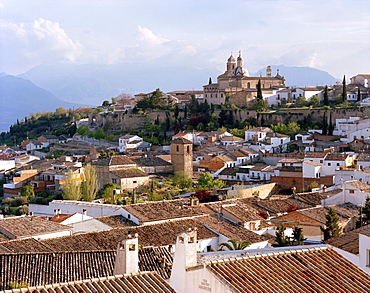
[203,51,286,107]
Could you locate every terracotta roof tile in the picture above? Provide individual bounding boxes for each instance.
[206,247,370,292]
[2,272,177,293]
[0,216,73,239]
[326,224,370,254]
[123,199,205,223]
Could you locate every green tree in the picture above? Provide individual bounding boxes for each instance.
[273,224,291,247]
[55,107,67,116]
[102,100,110,107]
[219,238,251,251]
[171,171,193,190]
[328,111,334,135]
[81,164,98,202]
[102,182,121,204]
[357,87,361,102]
[256,80,263,101]
[62,170,82,200]
[197,172,224,190]
[94,128,106,140]
[295,96,307,108]
[309,95,320,106]
[77,125,89,136]
[321,207,341,241]
[174,104,180,119]
[322,112,328,135]
[292,226,305,246]
[323,85,329,106]
[360,196,370,226]
[20,184,35,199]
[341,75,347,103]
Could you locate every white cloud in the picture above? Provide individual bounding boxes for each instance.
[0,18,83,73]
[136,25,169,46]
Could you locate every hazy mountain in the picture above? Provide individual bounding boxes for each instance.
[0,75,86,133]
[20,63,339,106]
[20,63,217,105]
[252,65,339,87]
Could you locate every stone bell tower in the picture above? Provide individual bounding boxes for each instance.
[171,137,193,178]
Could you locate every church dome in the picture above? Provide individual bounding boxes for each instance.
[227,54,235,63]
[232,66,248,76]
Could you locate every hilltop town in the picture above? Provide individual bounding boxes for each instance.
[1,54,370,292]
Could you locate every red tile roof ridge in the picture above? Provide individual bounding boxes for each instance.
[205,246,330,265]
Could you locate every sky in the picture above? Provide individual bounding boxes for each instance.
[0,0,369,79]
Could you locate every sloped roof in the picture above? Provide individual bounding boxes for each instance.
[94,215,137,228]
[256,198,312,214]
[221,204,264,222]
[206,247,370,292]
[326,224,370,254]
[325,153,349,161]
[132,156,172,166]
[2,272,177,293]
[123,199,205,223]
[305,152,327,158]
[345,180,370,191]
[92,155,136,166]
[171,137,192,144]
[0,216,73,239]
[110,169,149,178]
[0,247,173,290]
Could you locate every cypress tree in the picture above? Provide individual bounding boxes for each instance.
[256,79,263,100]
[323,85,329,106]
[328,111,334,135]
[321,207,341,241]
[341,75,346,103]
[357,87,361,102]
[322,112,328,135]
[208,77,212,85]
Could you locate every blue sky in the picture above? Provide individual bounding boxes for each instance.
[1,0,369,78]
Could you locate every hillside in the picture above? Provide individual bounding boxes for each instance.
[0,75,87,132]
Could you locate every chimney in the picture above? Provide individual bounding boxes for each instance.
[29,212,34,216]
[169,228,198,291]
[113,233,139,275]
[0,214,3,219]
[190,197,199,207]
[82,209,87,216]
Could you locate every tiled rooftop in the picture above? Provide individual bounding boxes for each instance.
[305,152,327,158]
[92,155,136,166]
[123,199,205,223]
[95,215,137,228]
[255,198,312,214]
[345,180,370,190]
[0,247,173,290]
[326,224,370,254]
[293,191,331,206]
[110,168,149,178]
[206,247,370,292]
[0,216,73,239]
[221,204,264,222]
[1,272,177,293]
[132,156,172,166]
[297,203,359,224]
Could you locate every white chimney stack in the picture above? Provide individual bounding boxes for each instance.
[113,233,139,275]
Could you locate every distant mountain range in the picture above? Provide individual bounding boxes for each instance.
[0,75,86,133]
[251,65,339,87]
[0,63,339,133]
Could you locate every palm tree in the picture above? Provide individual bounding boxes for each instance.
[219,238,251,251]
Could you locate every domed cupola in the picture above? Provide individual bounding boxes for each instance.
[232,51,249,76]
[227,53,236,63]
[226,52,236,74]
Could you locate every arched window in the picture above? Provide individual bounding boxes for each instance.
[187,145,190,154]
[247,82,250,89]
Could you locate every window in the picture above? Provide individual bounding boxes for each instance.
[328,163,331,166]
[176,145,179,152]
[187,145,190,154]
[133,180,137,184]
[320,160,323,163]
[349,190,355,194]
[337,163,340,166]
[112,178,117,184]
